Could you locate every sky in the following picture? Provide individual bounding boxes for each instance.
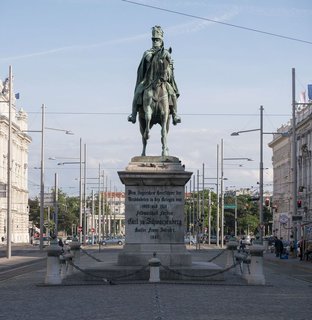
[1,0,311,198]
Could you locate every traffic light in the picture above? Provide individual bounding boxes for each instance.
[297,200,302,208]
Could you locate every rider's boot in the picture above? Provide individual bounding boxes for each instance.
[128,99,137,123]
[128,113,136,124]
[171,97,181,125]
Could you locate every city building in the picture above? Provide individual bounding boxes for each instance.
[296,103,312,240]
[268,123,292,240]
[100,191,125,236]
[0,76,31,243]
[269,94,312,241]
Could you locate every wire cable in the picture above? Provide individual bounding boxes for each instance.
[122,0,312,45]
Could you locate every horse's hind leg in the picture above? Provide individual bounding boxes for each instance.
[140,120,147,156]
[144,105,152,140]
[141,136,147,156]
[161,116,169,156]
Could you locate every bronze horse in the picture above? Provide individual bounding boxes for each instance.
[139,48,171,156]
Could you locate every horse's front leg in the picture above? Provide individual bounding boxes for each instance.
[144,103,152,141]
[161,98,170,157]
[141,137,147,156]
[161,124,169,156]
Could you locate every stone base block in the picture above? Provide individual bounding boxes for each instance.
[118,243,191,266]
[78,261,224,282]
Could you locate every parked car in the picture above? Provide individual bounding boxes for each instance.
[200,235,217,244]
[33,236,50,246]
[64,236,73,245]
[223,235,231,243]
[33,237,40,246]
[240,235,252,245]
[102,237,125,246]
[209,235,217,244]
[184,235,197,245]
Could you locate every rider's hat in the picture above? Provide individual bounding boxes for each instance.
[152,26,163,40]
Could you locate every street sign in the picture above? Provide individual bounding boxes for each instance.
[38,193,54,206]
[279,214,289,224]
[292,216,302,221]
[224,204,236,209]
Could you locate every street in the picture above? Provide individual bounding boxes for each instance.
[0,245,311,320]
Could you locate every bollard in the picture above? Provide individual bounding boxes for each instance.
[59,254,67,280]
[241,253,251,280]
[45,239,63,285]
[226,237,239,272]
[245,243,265,285]
[149,252,161,283]
[69,237,81,271]
[234,252,245,276]
[64,252,74,277]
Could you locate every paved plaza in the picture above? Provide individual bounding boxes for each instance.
[0,246,311,320]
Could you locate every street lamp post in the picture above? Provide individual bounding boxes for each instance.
[230,105,290,242]
[40,105,45,250]
[58,140,86,244]
[221,139,224,248]
[220,138,253,247]
[230,106,265,241]
[6,66,13,259]
[23,105,73,250]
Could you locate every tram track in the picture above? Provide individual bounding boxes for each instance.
[0,258,46,282]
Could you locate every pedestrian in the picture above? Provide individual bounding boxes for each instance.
[275,237,284,258]
[239,237,246,252]
[298,237,304,261]
[58,238,64,247]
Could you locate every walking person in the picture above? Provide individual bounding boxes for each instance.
[274,237,284,258]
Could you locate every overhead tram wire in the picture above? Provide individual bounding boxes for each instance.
[25,111,291,117]
[122,0,312,46]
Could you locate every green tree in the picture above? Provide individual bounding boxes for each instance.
[28,197,40,226]
[28,189,80,236]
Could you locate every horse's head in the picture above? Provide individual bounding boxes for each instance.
[155,50,170,82]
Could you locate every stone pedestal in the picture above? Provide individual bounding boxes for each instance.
[117,156,192,267]
[245,244,265,285]
[45,239,62,285]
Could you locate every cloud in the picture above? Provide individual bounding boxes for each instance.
[0,7,238,62]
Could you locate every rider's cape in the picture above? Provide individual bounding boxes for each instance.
[134,47,179,107]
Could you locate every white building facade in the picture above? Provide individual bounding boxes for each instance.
[0,76,31,244]
[269,102,312,241]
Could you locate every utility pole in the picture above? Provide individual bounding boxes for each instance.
[39,104,45,250]
[79,138,83,243]
[91,189,95,245]
[54,173,58,236]
[98,164,101,243]
[6,66,13,259]
[220,139,224,248]
[202,163,205,234]
[291,68,298,246]
[259,105,264,242]
[234,191,238,237]
[83,143,87,244]
[208,189,211,244]
[216,144,220,247]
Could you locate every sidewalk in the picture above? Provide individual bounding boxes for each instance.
[263,250,312,272]
[0,245,46,272]
[2,244,311,273]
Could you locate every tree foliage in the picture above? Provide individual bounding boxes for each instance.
[28,189,80,235]
[185,190,273,236]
